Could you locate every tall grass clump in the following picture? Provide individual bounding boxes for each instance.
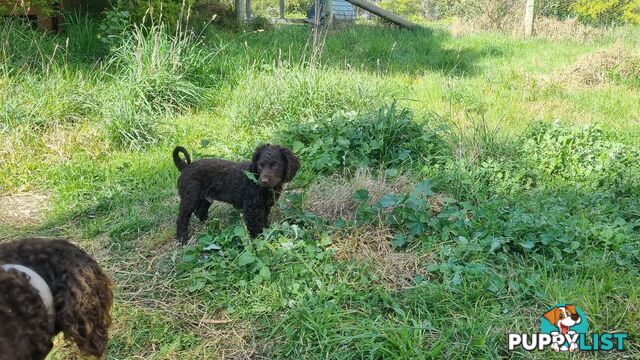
[0,19,63,74]
[62,10,106,60]
[0,19,103,131]
[1,72,100,130]
[227,65,407,129]
[107,23,214,113]
[103,23,216,148]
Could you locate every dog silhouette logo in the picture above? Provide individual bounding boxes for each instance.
[540,304,588,352]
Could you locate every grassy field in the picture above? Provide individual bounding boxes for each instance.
[1,14,640,359]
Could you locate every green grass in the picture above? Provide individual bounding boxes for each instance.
[1,14,639,359]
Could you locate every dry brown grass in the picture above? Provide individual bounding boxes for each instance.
[332,226,432,290]
[450,13,601,41]
[0,191,50,227]
[556,42,640,87]
[533,17,600,41]
[303,168,412,222]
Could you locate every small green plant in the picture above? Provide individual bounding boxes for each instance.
[353,180,441,245]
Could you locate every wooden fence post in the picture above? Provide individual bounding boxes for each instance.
[236,0,245,21]
[280,0,285,19]
[524,0,535,37]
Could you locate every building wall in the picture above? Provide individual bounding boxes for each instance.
[333,0,356,20]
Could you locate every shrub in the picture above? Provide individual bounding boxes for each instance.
[130,0,193,26]
[192,0,241,31]
[426,0,521,30]
[98,0,132,52]
[537,0,576,19]
[437,121,640,198]
[277,102,448,174]
[249,15,273,31]
[350,121,640,271]
[571,0,640,25]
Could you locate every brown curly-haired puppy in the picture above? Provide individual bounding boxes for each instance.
[0,238,113,360]
[173,144,300,244]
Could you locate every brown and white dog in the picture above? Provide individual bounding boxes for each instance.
[543,305,582,352]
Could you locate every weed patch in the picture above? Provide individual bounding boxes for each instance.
[278,103,448,176]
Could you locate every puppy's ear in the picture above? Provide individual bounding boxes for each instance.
[251,144,268,173]
[57,262,114,357]
[565,305,577,315]
[280,147,300,182]
[543,308,560,326]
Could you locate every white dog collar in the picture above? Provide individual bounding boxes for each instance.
[2,264,55,319]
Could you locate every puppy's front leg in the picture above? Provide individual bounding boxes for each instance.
[243,205,268,238]
[195,199,212,222]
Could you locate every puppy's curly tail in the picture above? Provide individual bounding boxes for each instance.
[173,146,191,171]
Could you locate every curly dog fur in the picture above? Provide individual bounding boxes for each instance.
[173,144,300,244]
[0,238,114,359]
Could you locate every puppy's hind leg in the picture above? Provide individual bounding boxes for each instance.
[195,199,212,222]
[177,195,200,245]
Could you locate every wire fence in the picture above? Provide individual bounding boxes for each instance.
[421,0,637,24]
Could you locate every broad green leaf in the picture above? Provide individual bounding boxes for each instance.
[238,251,255,266]
[259,266,271,281]
[243,170,258,184]
[353,189,369,203]
[391,234,406,248]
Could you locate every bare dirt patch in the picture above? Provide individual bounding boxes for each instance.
[332,226,432,290]
[0,192,50,227]
[304,168,412,222]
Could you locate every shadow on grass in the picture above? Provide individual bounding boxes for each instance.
[222,24,502,77]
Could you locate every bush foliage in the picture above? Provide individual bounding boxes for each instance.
[571,0,640,25]
[277,103,448,174]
